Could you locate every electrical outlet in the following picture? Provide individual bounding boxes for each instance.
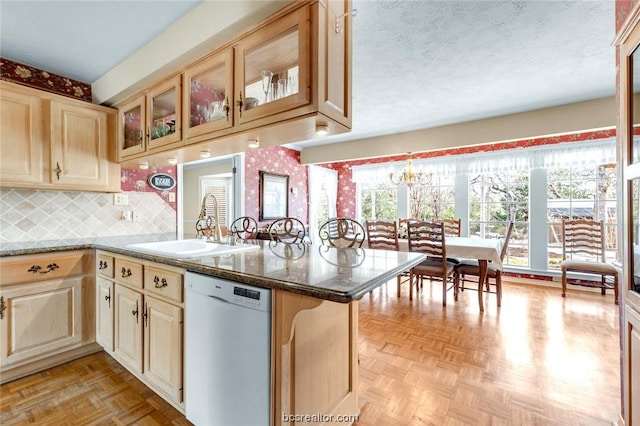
[114,193,129,206]
[169,192,176,202]
[132,211,142,222]
[121,210,132,221]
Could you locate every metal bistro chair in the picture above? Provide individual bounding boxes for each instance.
[366,220,411,297]
[229,216,258,242]
[267,217,307,244]
[318,218,366,248]
[454,221,514,307]
[407,221,457,305]
[561,219,619,305]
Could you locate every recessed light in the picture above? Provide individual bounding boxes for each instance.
[200,150,211,158]
[167,158,178,165]
[138,162,149,170]
[248,139,260,149]
[315,123,329,136]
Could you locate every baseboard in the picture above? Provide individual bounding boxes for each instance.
[0,343,103,384]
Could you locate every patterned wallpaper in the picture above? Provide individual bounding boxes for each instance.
[244,145,308,227]
[0,57,92,103]
[319,129,617,218]
[121,165,178,210]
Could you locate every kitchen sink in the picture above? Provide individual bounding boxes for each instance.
[125,239,260,259]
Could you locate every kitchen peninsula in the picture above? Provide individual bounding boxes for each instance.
[0,236,425,425]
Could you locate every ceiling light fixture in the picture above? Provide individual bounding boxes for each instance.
[248,139,260,149]
[335,8,357,34]
[138,162,149,170]
[389,153,428,188]
[315,123,329,136]
[200,150,211,158]
[167,157,178,165]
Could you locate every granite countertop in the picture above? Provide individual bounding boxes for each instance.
[0,235,426,303]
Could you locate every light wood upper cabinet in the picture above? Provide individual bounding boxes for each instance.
[0,80,120,192]
[0,84,44,184]
[183,49,234,139]
[118,75,182,160]
[115,0,351,164]
[234,5,310,125]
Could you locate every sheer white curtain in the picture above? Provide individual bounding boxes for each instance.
[308,165,337,244]
[351,138,616,182]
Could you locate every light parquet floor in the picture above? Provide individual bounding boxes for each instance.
[0,281,621,425]
[354,280,621,426]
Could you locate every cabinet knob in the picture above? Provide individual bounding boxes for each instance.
[121,267,132,278]
[132,300,139,322]
[27,263,59,274]
[105,288,111,307]
[99,260,108,270]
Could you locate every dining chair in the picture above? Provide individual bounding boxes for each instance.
[267,217,307,243]
[433,218,461,237]
[229,216,258,242]
[560,219,619,304]
[407,221,457,305]
[453,221,514,307]
[366,220,411,297]
[318,218,366,248]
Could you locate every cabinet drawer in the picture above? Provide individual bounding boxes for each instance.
[0,251,89,286]
[96,253,114,278]
[144,266,182,303]
[114,258,143,289]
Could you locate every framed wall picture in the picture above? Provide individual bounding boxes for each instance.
[259,171,289,220]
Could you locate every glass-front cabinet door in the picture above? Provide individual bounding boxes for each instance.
[183,49,233,140]
[119,96,146,158]
[147,75,181,150]
[234,5,310,125]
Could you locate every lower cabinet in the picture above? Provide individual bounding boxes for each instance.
[96,251,184,409]
[0,250,99,384]
[0,277,84,367]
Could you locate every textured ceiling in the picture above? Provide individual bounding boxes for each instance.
[0,0,616,148]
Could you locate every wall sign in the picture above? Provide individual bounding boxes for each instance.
[148,173,176,190]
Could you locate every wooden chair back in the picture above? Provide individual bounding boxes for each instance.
[268,217,307,243]
[229,216,258,241]
[433,218,461,237]
[500,221,515,261]
[407,221,447,262]
[562,219,605,262]
[318,218,366,248]
[365,220,399,251]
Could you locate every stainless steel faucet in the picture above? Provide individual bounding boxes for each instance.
[196,193,223,243]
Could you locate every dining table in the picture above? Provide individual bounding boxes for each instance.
[366,236,503,312]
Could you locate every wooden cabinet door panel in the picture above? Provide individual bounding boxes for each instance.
[49,100,109,187]
[143,296,183,402]
[0,83,44,184]
[96,277,114,352]
[114,284,143,373]
[0,277,83,367]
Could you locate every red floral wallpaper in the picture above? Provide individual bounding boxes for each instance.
[121,166,178,210]
[244,145,308,227]
[319,129,617,217]
[0,57,92,103]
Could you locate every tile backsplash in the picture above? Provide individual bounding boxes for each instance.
[0,189,176,243]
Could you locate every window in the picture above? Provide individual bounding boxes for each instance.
[359,181,397,221]
[546,164,617,268]
[201,178,232,227]
[469,171,530,267]
[409,175,456,220]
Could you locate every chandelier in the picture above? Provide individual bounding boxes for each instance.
[389,152,428,187]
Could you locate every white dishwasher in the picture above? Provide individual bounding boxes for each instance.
[185,272,271,426]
